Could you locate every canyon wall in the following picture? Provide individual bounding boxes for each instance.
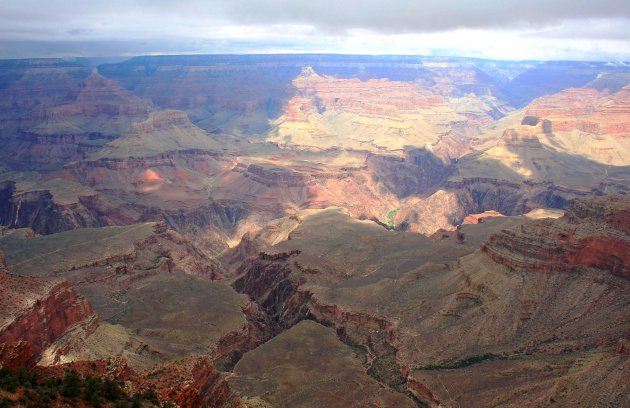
[0,250,97,367]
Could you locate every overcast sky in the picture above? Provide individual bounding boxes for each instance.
[1,0,629,60]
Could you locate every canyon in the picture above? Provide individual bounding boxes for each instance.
[0,54,628,407]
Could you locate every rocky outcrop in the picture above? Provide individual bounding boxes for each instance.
[496,128,544,148]
[33,356,243,408]
[463,210,504,225]
[233,254,302,321]
[0,251,97,365]
[140,357,243,408]
[395,186,524,234]
[0,341,36,371]
[212,301,274,371]
[245,164,314,188]
[0,279,97,355]
[482,195,630,277]
[0,181,103,235]
[525,86,630,136]
[128,109,191,133]
[289,66,446,116]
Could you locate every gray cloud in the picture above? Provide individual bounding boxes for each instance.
[67,28,93,36]
[0,0,630,33]
[3,0,629,34]
[207,0,630,33]
[0,0,628,59]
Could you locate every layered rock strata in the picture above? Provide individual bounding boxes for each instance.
[0,251,97,366]
[482,195,630,277]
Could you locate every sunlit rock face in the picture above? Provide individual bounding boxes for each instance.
[269,66,505,153]
[478,85,630,166]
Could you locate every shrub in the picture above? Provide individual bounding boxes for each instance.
[15,366,34,387]
[142,388,159,405]
[0,375,18,393]
[84,375,103,405]
[102,379,123,401]
[61,371,81,398]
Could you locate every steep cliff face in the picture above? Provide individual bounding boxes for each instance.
[454,126,615,190]
[0,250,97,365]
[0,150,248,249]
[0,223,261,374]
[0,181,103,235]
[0,280,96,356]
[229,245,411,398]
[418,123,626,234]
[482,195,630,277]
[139,357,243,408]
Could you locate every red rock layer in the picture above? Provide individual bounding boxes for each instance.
[525,86,630,136]
[33,356,243,407]
[286,67,446,121]
[0,341,36,371]
[141,357,243,408]
[482,195,630,277]
[0,251,96,360]
[463,210,504,225]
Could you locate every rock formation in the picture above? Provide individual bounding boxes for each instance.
[269,67,502,152]
[28,355,243,407]
[0,250,97,367]
[92,109,226,159]
[1,71,155,170]
[482,195,630,277]
[29,71,154,137]
[481,85,630,166]
[138,357,243,408]
[463,210,504,224]
[223,197,630,406]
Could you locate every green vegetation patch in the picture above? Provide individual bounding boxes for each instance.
[385,208,400,229]
[0,366,165,407]
[138,255,170,271]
